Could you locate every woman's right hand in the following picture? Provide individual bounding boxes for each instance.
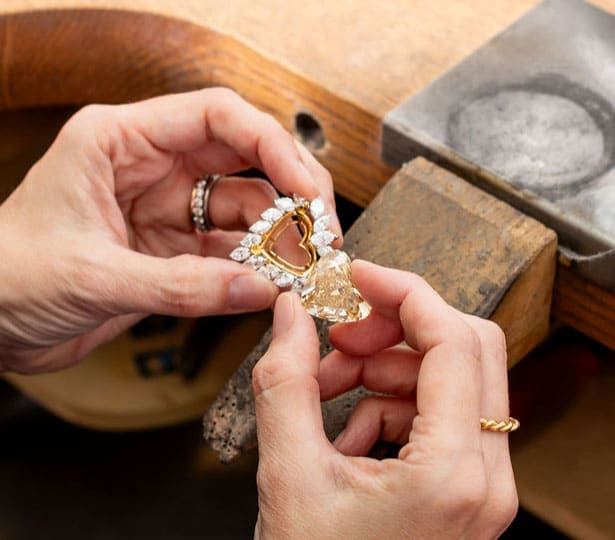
[252,261,518,539]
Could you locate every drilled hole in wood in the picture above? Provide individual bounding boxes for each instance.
[294,112,325,151]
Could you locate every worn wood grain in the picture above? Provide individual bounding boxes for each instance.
[1,0,614,208]
[0,8,391,208]
[346,157,557,362]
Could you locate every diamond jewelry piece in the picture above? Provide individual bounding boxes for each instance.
[240,233,262,247]
[249,220,273,234]
[230,195,370,322]
[261,207,284,223]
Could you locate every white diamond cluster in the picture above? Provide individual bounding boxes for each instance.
[229,195,337,290]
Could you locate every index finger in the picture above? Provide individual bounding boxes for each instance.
[115,88,339,228]
[331,261,483,451]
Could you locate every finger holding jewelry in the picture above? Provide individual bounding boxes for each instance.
[105,246,279,318]
[109,89,336,213]
[293,139,342,239]
[330,261,483,455]
[204,176,280,231]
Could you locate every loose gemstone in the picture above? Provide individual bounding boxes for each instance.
[313,215,331,233]
[274,197,296,212]
[261,207,284,223]
[310,197,325,218]
[230,247,250,262]
[240,233,262,247]
[311,230,337,248]
[249,220,273,234]
[300,249,371,323]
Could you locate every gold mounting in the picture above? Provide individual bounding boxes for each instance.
[250,207,317,277]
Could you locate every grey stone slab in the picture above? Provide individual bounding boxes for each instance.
[383,0,615,288]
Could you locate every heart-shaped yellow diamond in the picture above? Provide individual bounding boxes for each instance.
[300,250,371,322]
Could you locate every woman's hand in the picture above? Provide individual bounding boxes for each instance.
[253,261,518,539]
[0,88,339,373]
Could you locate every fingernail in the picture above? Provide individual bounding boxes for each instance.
[228,273,277,311]
[273,292,296,337]
[298,162,320,197]
[331,213,343,240]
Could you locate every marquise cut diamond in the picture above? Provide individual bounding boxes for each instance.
[274,197,296,212]
[249,220,273,234]
[230,247,250,262]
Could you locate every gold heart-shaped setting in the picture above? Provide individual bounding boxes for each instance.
[251,207,317,278]
[231,196,337,289]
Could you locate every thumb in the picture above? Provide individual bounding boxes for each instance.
[253,292,330,463]
[105,248,278,317]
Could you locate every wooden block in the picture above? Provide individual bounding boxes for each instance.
[344,157,557,365]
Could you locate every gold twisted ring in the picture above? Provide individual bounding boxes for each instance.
[191,174,222,232]
[480,417,520,433]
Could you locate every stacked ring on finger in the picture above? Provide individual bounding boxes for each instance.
[191,174,222,232]
[480,416,520,433]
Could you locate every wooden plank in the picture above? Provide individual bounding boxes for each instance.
[2,0,613,119]
[0,0,613,208]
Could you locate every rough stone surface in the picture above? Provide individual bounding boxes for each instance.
[203,319,369,463]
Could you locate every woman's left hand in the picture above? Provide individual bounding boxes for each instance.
[0,88,339,373]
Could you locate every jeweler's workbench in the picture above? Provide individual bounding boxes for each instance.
[1,0,614,350]
[1,1,615,538]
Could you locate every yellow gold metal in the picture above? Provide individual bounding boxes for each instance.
[250,207,317,277]
[480,417,520,433]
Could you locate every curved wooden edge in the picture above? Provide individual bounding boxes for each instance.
[0,8,393,207]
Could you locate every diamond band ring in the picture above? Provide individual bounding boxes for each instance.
[191,175,222,232]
